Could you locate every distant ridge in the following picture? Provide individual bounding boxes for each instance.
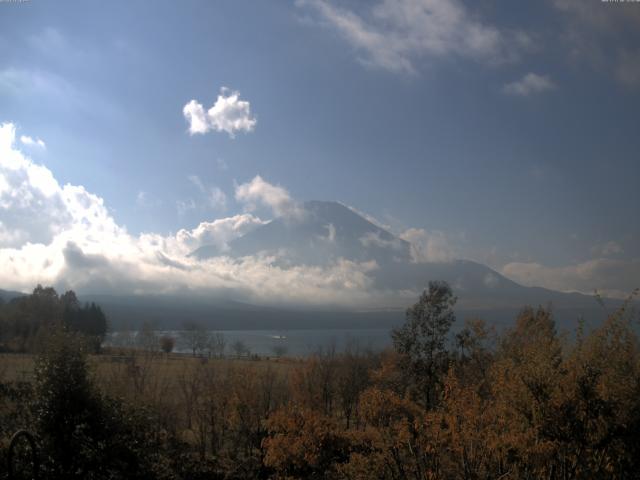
[185,200,622,330]
[0,288,26,303]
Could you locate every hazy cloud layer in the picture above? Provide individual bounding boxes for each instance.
[502,258,640,299]
[552,0,640,88]
[183,87,256,137]
[296,0,530,73]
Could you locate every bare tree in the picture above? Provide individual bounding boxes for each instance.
[210,332,226,358]
[232,339,248,358]
[180,322,209,356]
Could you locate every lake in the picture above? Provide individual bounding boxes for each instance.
[106,328,394,357]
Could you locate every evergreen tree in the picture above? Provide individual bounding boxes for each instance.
[392,280,456,408]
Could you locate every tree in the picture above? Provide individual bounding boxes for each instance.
[392,280,456,408]
[137,321,158,353]
[232,339,248,358]
[159,335,175,354]
[211,331,226,358]
[33,329,106,478]
[180,321,209,356]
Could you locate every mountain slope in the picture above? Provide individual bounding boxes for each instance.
[192,201,412,266]
[190,201,616,315]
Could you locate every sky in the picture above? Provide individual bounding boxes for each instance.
[0,0,639,301]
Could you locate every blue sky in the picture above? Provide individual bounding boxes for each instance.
[0,0,639,299]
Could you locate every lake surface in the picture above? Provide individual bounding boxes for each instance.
[106,328,394,357]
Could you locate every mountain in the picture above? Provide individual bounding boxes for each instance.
[191,200,412,267]
[1,202,620,332]
[0,288,26,303]
[188,200,620,329]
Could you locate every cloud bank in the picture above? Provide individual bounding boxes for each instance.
[1,122,636,303]
[183,87,256,137]
[502,258,640,299]
[0,123,380,306]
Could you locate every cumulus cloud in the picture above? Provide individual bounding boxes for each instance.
[296,0,529,74]
[20,135,46,149]
[502,258,640,299]
[175,214,266,253]
[0,122,384,306]
[183,87,256,137]
[400,228,455,263]
[235,175,303,219]
[503,73,556,96]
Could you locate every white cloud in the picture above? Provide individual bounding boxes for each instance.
[175,214,267,253]
[503,73,556,96]
[502,258,640,299]
[235,175,303,218]
[0,122,383,306]
[400,228,455,263]
[20,135,46,149]
[183,87,256,137]
[296,0,529,74]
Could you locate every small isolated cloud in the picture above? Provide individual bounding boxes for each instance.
[503,73,556,96]
[183,87,256,137]
[20,135,46,149]
[296,0,529,74]
[235,175,302,218]
[400,228,455,263]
